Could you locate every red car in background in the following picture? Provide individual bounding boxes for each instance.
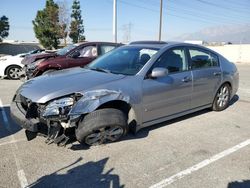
[23,42,122,79]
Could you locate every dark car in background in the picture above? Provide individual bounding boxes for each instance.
[23,42,122,79]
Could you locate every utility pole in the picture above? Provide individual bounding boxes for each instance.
[113,0,117,43]
[159,0,163,41]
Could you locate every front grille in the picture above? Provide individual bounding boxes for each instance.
[26,103,38,119]
[20,95,29,111]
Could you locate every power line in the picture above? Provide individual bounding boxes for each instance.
[119,0,158,12]
[166,7,245,25]
[167,0,249,23]
[226,0,250,7]
[131,0,248,24]
[119,0,245,25]
[224,0,250,10]
[194,0,250,14]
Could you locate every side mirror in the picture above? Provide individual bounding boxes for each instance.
[150,67,168,78]
[71,50,80,58]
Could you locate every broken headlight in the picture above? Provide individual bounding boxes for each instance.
[42,97,74,117]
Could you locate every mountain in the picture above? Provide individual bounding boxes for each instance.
[173,24,250,44]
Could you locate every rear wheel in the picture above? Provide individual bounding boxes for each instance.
[212,83,231,111]
[76,108,128,146]
[6,65,22,80]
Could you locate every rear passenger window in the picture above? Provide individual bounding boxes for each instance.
[189,49,219,69]
[100,45,115,55]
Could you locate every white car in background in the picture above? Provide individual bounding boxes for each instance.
[0,53,26,80]
[0,49,44,80]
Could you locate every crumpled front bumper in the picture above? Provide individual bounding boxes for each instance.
[10,101,40,132]
[19,66,36,80]
[18,68,27,81]
[10,101,70,145]
[25,69,36,80]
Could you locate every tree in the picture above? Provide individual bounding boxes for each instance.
[0,16,9,42]
[69,0,85,43]
[32,0,61,49]
[58,0,70,46]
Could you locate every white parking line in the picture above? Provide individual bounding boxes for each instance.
[18,170,29,188]
[150,139,250,188]
[0,102,11,131]
[0,99,29,188]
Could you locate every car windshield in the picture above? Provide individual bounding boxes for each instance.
[87,47,158,75]
[56,45,76,56]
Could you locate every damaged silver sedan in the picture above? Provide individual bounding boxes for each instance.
[10,41,239,146]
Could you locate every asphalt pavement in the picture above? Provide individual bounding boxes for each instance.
[0,64,249,188]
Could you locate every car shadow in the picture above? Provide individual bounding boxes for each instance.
[229,94,239,106]
[28,157,124,188]
[70,94,239,151]
[0,106,22,139]
[0,76,20,80]
[70,107,212,150]
[228,180,250,188]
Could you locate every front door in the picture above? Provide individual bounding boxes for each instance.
[142,47,192,123]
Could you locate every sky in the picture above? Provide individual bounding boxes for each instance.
[0,0,250,43]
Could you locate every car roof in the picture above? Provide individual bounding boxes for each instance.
[75,41,123,46]
[127,41,216,52]
[127,41,181,50]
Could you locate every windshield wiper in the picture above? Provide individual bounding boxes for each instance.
[89,67,111,73]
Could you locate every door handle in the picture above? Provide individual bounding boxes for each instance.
[182,76,192,83]
[213,71,222,76]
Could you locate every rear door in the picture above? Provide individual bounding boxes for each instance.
[187,47,222,108]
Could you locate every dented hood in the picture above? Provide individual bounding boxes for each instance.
[21,53,57,65]
[18,67,126,103]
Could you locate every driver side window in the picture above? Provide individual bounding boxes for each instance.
[152,48,188,73]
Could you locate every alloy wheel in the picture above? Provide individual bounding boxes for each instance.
[9,67,21,79]
[85,126,124,146]
[217,85,230,108]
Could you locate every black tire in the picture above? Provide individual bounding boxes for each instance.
[42,69,56,75]
[76,108,128,146]
[212,83,231,111]
[6,65,22,80]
